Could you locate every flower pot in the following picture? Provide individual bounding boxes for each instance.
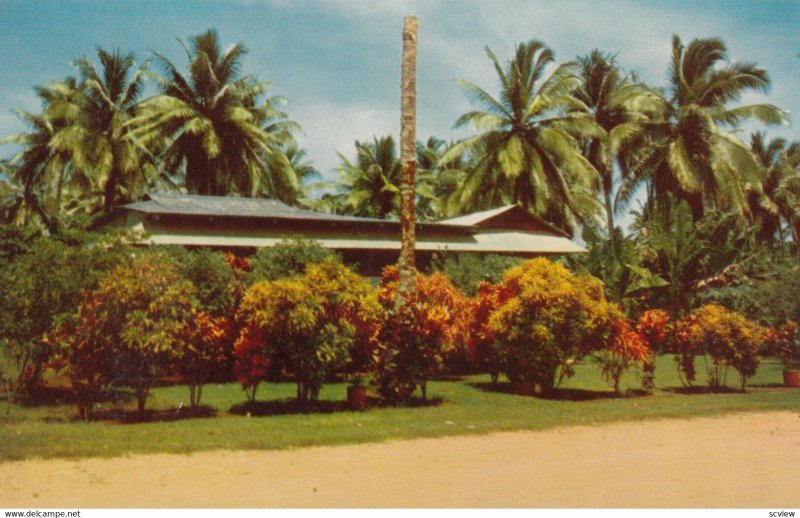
[347,385,368,410]
[783,369,800,388]
[513,381,536,396]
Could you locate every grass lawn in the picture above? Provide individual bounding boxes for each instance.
[1,355,797,461]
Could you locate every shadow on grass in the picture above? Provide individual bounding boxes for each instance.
[16,386,134,408]
[230,396,444,416]
[664,385,743,395]
[94,405,218,424]
[430,374,467,382]
[371,396,445,408]
[230,399,347,416]
[468,381,647,401]
[14,386,75,407]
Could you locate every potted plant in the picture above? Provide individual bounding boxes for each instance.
[347,374,368,410]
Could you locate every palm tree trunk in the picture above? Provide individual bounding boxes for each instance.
[588,140,615,232]
[396,16,418,310]
[103,153,119,214]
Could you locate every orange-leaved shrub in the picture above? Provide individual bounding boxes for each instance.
[636,309,670,352]
[674,304,766,391]
[49,252,197,419]
[633,308,672,390]
[486,258,619,394]
[593,312,654,393]
[762,321,799,369]
[173,309,230,409]
[466,281,513,385]
[372,266,470,403]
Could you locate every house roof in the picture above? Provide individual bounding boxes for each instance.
[125,193,388,224]
[110,193,585,255]
[437,205,518,226]
[438,204,569,236]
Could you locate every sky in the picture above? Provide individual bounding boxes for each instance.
[1,0,798,191]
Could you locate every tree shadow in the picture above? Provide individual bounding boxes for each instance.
[15,386,75,407]
[468,381,643,401]
[468,381,517,395]
[94,405,218,424]
[663,385,742,395]
[370,396,445,408]
[230,399,347,416]
[16,386,134,408]
[748,383,786,389]
[229,396,445,416]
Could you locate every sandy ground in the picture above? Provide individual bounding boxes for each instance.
[2,411,799,508]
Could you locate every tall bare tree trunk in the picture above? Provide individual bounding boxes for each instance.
[396,15,418,310]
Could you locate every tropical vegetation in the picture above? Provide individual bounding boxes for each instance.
[1,28,799,461]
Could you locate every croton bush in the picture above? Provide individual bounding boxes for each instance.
[762,320,799,370]
[234,259,378,403]
[49,252,199,419]
[673,304,766,391]
[594,312,654,394]
[372,266,470,403]
[466,281,511,385]
[483,258,620,394]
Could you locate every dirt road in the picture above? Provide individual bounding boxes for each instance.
[2,411,799,508]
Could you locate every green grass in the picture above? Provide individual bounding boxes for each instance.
[1,355,797,461]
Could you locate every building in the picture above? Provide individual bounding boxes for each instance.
[101,193,584,274]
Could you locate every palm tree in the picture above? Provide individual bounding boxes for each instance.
[129,29,301,200]
[748,132,800,243]
[618,36,787,221]
[332,136,402,218]
[415,137,469,220]
[573,50,662,232]
[1,79,84,226]
[442,40,602,234]
[284,143,320,189]
[47,48,151,214]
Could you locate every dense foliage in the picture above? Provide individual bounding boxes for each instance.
[484,258,619,393]
[246,239,341,285]
[673,304,766,390]
[235,259,378,402]
[2,25,798,413]
[372,267,470,403]
[0,229,128,401]
[431,253,522,297]
[49,252,198,418]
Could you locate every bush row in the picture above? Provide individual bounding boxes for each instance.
[2,233,796,419]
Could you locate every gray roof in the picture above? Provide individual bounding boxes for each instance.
[438,205,517,226]
[113,193,585,254]
[125,193,391,224]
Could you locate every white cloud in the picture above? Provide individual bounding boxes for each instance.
[311,0,437,21]
[292,100,399,180]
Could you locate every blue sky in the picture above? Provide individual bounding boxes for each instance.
[1,0,798,186]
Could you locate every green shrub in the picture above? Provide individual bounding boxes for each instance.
[0,231,127,401]
[246,239,340,284]
[431,252,521,296]
[169,248,237,316]
[700,256,800,327]
[235,259,378,402]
